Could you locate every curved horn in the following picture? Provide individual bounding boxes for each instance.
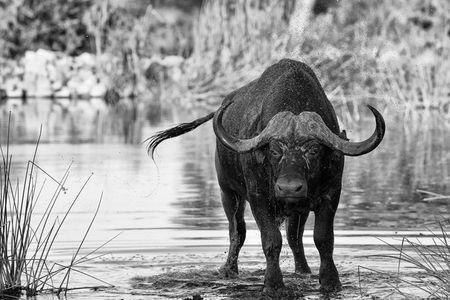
[213,102,294,152]
[307,105,385,156]
[214,102,385,156]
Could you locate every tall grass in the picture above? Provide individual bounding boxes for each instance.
[183,0,290,103]
[388,220,449,298]
[180,0,449,112]
[359,220,450,298]
[0,118,108,297]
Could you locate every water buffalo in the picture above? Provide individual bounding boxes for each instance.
[146,59,385,295]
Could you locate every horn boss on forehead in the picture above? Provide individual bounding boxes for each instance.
[213,103,385,156]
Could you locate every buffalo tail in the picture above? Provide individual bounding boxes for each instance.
[145,112,215,160]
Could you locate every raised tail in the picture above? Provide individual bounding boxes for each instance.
[144,112,215,160]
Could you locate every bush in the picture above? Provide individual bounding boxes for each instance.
[0,0,93,58]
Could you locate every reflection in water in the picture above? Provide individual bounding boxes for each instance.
[171,123,223,229]
[0,98,155,143]
[338,111,450,229]
[0,99,449,246]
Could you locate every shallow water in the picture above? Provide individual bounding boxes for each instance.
[0,98,449,298]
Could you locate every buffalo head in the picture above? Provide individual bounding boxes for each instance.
[213,103,385,209]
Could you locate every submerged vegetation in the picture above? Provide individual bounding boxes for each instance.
[0,120,108,297]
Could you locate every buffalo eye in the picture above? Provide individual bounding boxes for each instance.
[270,148,282,158]
[269,144,282,158]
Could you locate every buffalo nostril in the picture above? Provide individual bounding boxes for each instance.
[276,183,284,191]
[276,182,303,193]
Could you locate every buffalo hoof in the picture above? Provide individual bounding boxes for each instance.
[219,264,238,279]
[262,285,288,299]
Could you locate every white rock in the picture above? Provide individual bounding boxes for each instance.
[77,75,97,96]
[90,82,107,98]
[54,86,71,98]
[23,51,46,75]
[34,77,53,97]
[76,52,96,67]
[6,89,22,98]
[36,49,56,61]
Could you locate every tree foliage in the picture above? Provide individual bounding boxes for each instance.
[0,0,93,58]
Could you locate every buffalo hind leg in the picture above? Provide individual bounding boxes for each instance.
[286,210,311,274]
[314,196,342,293]
[220,190,246,278]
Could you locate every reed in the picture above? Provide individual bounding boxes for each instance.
[181,0,449,112]
[360,219,450,298]
[0,117,108,297]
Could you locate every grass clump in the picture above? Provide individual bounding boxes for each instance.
[360,219,450,298]
[391,220,450,298]
[0,120,108,297]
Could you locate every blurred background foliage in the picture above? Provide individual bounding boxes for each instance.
[0,0,199,58]
[0,0,448,111]
[0,0,92,57]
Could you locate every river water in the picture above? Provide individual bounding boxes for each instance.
[0,98,449,299]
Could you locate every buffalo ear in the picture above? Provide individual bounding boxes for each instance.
[253,149,266,164]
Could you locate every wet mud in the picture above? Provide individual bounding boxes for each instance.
[93,247,424,299]
[127,265,405,299]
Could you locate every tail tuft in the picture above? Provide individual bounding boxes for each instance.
[144,112,215,161]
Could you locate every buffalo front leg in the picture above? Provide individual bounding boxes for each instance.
[250,203,284,294]
[314,196,342,292]
[286,210,311,274]
[220,190,246,278]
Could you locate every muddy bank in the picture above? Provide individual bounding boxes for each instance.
[63,245,427,299]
